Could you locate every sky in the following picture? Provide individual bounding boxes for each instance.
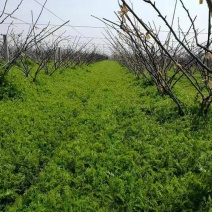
[0,0,210,54]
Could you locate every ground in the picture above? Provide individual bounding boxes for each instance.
[1,61,212,211]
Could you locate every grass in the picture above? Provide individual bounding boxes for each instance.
[1,60,212,211]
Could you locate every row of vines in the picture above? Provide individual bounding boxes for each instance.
[0,0,108,85]
[100,0,212,115]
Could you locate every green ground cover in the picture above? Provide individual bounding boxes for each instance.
[1,61,212,211]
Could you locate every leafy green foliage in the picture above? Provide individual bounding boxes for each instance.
[1,61,212,211]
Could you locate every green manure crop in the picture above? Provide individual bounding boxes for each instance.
[1,61,212,211]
